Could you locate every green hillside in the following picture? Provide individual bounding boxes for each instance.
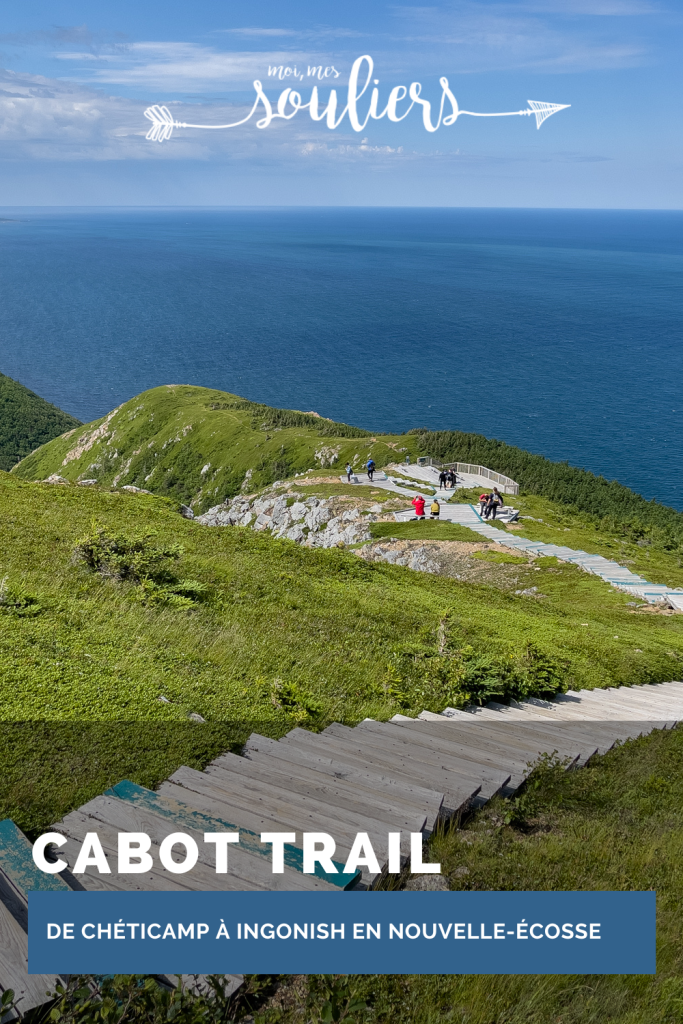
[15,384,683,557]
[12,385,415,512]
[0,371,80,471]
[4,385,683,1022]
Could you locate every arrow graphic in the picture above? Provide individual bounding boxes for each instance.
[144,98,570,143]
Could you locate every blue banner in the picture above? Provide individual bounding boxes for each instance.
[29,890,655,975]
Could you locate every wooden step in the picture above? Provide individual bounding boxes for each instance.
[243,734,444,828]
[281,728,491,809]
[207,751,427,833]
[0,900,59,1018]
[157,775,364,884]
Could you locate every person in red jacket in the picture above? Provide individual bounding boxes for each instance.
[412,495,426,518]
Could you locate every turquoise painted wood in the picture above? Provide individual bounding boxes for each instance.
[105,780,358,890]
[0,820,72,897]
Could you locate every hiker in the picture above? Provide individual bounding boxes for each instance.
[412,494,426,519]
[346,463,353,482]
[447,470,455,488]
[491,487,505,518]
[367,458,375,482]
[485,488,504,519]
[439,470,447,490]
[479,493,489,516]
[430,498,440,518]
[405,455,411,465]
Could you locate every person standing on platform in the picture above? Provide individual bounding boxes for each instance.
[412,494,426,519]
[346,463,353,482]
[367,458,375,482]
[487,487,504,519]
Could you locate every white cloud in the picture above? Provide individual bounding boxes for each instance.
[389,3,649,72]
[0,67,220,159]
[53,42,342,92]
[516,0,660,14]
[0,66,431,165]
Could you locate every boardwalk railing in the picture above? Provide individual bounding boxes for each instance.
[416,458,519,495]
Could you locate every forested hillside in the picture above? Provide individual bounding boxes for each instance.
[0,372,80,471]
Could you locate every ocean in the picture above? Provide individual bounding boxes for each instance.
[0,207,681,506]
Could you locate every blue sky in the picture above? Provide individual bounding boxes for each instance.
[0,0,680,206]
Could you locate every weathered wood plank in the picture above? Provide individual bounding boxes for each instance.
[74,795,267,892]
[79,793,342,892]
[355,720,552,783]
[281,729,490,808]
[166,767,406,870]
[387,719,590,772]
[158,778,366,884]
[209,751,428,833]
[315,724,511,796]
[427,719,640,757]
[204,761,422,835]
[0,900,58,1015]
[243,735,444,827]
[105,781,348,889]
[0,820,71,900]
[55,812,200,892]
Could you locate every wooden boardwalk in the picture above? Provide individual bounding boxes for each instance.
[2,680,683,1012]
[393,503,683,608]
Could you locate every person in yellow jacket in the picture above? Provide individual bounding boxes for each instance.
[430,498,440,518]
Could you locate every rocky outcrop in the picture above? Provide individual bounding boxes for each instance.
[358,542,440,573]
[196,492,373,548]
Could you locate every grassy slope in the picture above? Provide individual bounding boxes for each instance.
[3,469,683,835]
[5,392,683,1021]
[260,724,683,1024]
[12,385,418,512]
[3,472,683,722]
[0,371,80,471]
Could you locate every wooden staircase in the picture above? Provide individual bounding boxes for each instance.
[2,681,683,1013]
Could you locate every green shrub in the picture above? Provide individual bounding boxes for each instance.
[270,679,324,723]
[0,575,42,616]
[72,526,207,608]
[73,526,182,582]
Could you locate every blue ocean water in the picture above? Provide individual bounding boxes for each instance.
[0,207,681,506]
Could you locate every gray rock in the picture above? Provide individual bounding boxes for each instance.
[285,524,306,544]
[289,502,308,521]
[305,506,331,531]
[123,485,153,495]
[188,712,206,723]
[252,513,273,531]
[179,504,195,519]
[77,479,98,486]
